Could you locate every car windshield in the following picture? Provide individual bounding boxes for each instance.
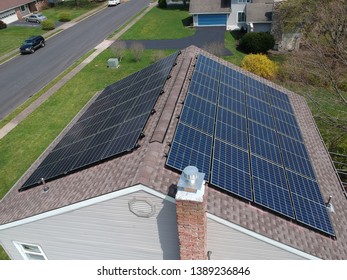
[24,40,33,45]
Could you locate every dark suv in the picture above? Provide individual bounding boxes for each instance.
[20,35,45,54]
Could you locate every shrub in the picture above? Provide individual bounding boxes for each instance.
[151,50,166,63]
[110,41,127,61]
[239,32,275,54]
[41,19,55,30]
[130,42,145,62]
[0,20,7,29]
[58,12,71,22]
[158,0,167,9]
[240,54,278,80]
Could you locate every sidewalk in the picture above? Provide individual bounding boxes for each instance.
[0,2,156,140]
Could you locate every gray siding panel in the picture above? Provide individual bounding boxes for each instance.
[0,190,179,260]
[207,219,306,260]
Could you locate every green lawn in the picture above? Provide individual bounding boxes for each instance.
[0,26,45,55]
[120,5,195,40]
[41,0,101,23]
[223,31,246,66]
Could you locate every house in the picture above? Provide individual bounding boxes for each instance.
[190,0,274,32]
[0,46,346,260]
[0,0,46,24]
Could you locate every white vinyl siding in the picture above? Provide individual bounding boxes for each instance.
[0,190,179,260]
[207,218,308,260]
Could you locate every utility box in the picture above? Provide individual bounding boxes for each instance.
[107,58,119,68]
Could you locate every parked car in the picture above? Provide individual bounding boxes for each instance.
[108,0,120,6]
[20,35,45,54]
[25,13,47,23]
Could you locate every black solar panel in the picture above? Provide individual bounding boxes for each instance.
[20,52,179,191]
[166,54,335,237]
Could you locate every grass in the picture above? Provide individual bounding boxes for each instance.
[0,247,10,260]
[41,0,101,23]
[0,0,101,57]
[120,5,195,40]
[0,27,45,55]
[223,31,246,66]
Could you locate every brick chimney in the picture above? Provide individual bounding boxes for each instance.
[176,166,207,260]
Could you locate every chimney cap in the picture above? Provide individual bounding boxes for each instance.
[176,166,205,202]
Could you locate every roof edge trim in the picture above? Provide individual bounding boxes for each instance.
[0,184,175,231]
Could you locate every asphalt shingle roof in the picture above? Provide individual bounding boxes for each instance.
[1,46,346,259]
[189,0,231,14]
[246,3,273,22]
[0,1,35,12]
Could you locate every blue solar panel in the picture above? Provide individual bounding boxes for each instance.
[292,194,335,236]
[211,140,252,200]
[21,52,179,190]
[248,107,275,128]
[165,54,335,236]
[166,123,212,180]
[249,135,282,165]
[287,171,324,203]
[180,95,216,135]
[252,155,295,218]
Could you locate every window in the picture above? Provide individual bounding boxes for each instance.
[238,12,246,23]
[238,0,252,3]
[14,242,47,260]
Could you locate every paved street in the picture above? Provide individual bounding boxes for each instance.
[0,0,151,120]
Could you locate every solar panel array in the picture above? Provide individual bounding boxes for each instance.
[167,55,335,236]
[20,52,179,191]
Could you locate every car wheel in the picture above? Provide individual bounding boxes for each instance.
[26,19,29,22]
[37,20,40,24]
[30,48,35,54]
[41,41,45,47]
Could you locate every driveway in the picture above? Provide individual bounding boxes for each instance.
[120,27,232,55]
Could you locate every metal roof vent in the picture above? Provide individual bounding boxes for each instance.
[128,198,156,218]
[177,166,204,193]
[326,195,335,213]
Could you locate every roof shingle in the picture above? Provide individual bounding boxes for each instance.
[1,46,346,259]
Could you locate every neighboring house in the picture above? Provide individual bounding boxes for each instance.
[0,46,346,260]
[0,0,46,24]
[190,0,274,32]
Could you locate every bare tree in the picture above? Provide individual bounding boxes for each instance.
[110,41,127,62]
[130,42,145,62]
[151,50,166,63]
[278,0,347,104]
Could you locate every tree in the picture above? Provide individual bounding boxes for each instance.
[278,0,347,104]
[239,32,275,54]
[110,41,127,62]
[130,42,145,62]
[158,0,167,9]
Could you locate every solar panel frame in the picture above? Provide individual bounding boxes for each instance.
[20,52,179,191]
[166,54,335,236]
